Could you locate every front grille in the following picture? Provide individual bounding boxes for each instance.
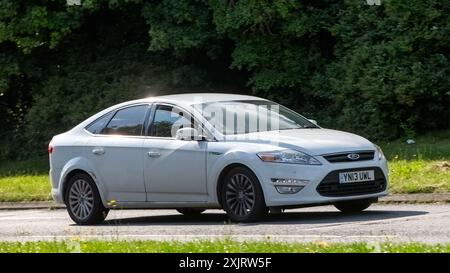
[323,150,374,163]
[316,167,386,197]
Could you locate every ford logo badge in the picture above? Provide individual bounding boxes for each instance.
[347,153,360,160]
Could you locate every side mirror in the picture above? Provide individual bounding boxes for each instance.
[308,119,318,126]
[175,127,207,141]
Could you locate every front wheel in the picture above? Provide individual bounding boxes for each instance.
[221,167,267,222]
[334,199,374,213]
[65,173,109,225]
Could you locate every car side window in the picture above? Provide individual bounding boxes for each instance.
[150,105,193,137]
[85,112,114,134]
[102,105,148,136]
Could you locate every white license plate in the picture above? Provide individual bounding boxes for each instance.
[339,170,375,183]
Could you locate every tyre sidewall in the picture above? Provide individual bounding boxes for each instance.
[221,167,267,222]
[64,173,108,225]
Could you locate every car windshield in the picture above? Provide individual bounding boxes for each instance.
[193,100,318,135]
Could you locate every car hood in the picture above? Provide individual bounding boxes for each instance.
[224,128,375,155]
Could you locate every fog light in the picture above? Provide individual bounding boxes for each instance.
[271,178,309,194]
[275,185,304,194]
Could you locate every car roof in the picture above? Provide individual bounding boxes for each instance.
[137,93,267,105]
[71,93,268,133]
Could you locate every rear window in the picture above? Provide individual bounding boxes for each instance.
[102,105,148,136]
[85,112,114,134]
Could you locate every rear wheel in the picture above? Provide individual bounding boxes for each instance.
[221,167,267,222]
[334,199,374,213]
[176,208,206,215]
[65,173,109,225]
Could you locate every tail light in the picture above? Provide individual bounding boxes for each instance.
[48,144,54,154]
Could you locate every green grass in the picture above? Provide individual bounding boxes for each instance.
[381,130,450,161]
[0,240,449,253]
[0,156,51,202]
[0,175,51,202]
[0,131,448,202]
[0,156,48,177]
[377,130,450,194]
[388,160,450,193]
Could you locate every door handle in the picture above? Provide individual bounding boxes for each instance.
[92,147,105,155]
[147,151,161,158]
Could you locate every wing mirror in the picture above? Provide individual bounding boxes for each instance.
[175,127,207,141]
[308,119,318,126]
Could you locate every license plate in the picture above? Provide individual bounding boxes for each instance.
[339,170,375,183]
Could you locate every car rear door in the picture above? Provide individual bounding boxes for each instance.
[86,104,150,202]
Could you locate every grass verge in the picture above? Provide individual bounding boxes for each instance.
[0,240,449,253]
[379,130,449,193]
[388,160,449,193]
[0,175,51,202]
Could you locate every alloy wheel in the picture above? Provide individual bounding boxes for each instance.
[225,173,255,217]
[69,179,94,220]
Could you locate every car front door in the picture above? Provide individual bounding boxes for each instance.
[86,104,150,202]
[143,104,208,202]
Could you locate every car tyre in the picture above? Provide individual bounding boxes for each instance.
[176,208,206,215]
[65,173,109,225]
[221,167,267,222]
[334,199,374,213]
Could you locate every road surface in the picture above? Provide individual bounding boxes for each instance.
[0,204,449,243]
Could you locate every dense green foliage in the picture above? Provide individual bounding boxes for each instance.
[0,0,449,159]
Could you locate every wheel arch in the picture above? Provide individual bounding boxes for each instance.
[62,169,93,204]
[58,157,108,207]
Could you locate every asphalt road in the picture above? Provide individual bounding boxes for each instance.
[0,204,449,243]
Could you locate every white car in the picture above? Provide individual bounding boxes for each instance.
[49,93,388,224]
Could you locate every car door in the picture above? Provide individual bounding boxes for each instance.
[143,104,208,202]
[86,104,150,202]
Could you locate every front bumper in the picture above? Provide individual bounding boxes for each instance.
[254,158,389,207]
[316,167,386,197]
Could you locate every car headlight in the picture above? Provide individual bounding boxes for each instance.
[375,145,384,160]
[257,149,321,165]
